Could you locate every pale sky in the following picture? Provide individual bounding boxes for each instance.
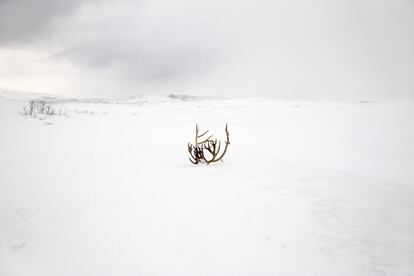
[0,0,413,99]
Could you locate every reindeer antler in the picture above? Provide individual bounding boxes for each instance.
[188,123,230,165]
[200,124,230,164]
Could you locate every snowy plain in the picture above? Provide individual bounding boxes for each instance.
[0,91,413,275]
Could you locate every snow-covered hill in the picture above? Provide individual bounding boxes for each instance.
[0,93,413,275]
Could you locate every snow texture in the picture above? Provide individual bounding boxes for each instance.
[0,92,413,275]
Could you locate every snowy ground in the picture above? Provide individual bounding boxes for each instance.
[0,92,413,275]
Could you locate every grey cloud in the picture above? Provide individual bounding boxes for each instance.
[0,0,413,99]
[48,0,228,86]
[55,35,223,83]
[0,0,98,46]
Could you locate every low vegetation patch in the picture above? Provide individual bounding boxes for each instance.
[21,100,60,117]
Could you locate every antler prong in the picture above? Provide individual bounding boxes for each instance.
[197,135,213,145]
[197,130,209,138]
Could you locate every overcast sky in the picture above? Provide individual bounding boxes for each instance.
[0,0,413,99]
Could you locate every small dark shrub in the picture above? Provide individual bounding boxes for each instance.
[21,100,59,117]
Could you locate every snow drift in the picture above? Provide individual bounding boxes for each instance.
[0,92,413,275]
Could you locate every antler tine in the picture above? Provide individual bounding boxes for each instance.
[197,145,204,153]
[195,124,199,145]
[197,129,209,138]
[188,151,199,164]
[195,123,213,144]
[216,140,221,155]
[197,135,213,145]
[205,140,217,155]
[202,142,215,164]
[188,143,198,160]
[225,122,230,145]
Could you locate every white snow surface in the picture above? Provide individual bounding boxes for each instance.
[0,93,413,275]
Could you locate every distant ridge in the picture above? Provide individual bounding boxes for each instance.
[166,94,222,101]
[0,88,225,105]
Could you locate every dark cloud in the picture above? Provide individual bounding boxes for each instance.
[0,0,99,46]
